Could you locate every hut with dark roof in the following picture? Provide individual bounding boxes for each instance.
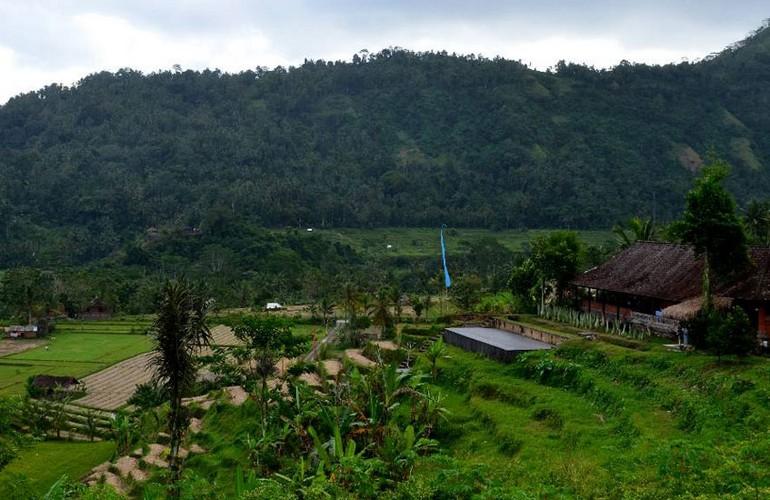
[571,241,770,338]
[80,297,112,320]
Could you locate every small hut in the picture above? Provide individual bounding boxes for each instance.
[29,375,82,398]
[80,298,112,320]
[4,325,38,339]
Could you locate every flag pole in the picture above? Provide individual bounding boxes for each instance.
[440,224,452,315]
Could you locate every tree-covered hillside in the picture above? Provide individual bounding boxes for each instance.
[1,22,770,266]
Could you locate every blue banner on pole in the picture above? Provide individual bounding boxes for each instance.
[440,225,452,289]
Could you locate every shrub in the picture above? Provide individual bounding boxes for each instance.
[496,432,524,456]
[470,381,534,408]
[128,381,169,410]
[532,408,564,430]
[683,306,756,358]
[287,361,317,376]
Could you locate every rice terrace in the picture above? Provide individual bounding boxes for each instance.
[3,3,770,499]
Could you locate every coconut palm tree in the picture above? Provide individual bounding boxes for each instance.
[342,283,359,320]
[370,289,393,338]
[319,295,336,330]
[613,217,656,249]
[150,280,211,497]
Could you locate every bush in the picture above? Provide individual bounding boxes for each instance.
[470,381,534,408]
[287,360,317,376]
[128,381,169,410]
[496,432,523,456]
[683,306,756,358]
[532,408,564,430]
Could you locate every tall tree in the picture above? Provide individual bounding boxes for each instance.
[342,282,359,320]
[744,200,770,246]
[150,280,211,497]
[370,289,393,338]
[450,275,482,312]
[233,316,305,432]
[673,158,749,309]
[0,268,54,324]
[531,231,582,311]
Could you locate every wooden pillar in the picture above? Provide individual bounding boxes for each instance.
[587,291,592,315]
[759,305,767,336]
[601,291,606,319]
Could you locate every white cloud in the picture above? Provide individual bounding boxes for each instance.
[0,1,767,104]
[72,13,287,72]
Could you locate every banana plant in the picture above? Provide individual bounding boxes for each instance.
[307,424,367,473]
[380,424,438,480]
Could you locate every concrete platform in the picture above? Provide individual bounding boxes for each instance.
[444,326,551,362]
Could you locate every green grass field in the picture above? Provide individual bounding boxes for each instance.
[295,227,613,257]
[413,338,770,497]
[0,320,153,396]
[54,320,151,335]
[6,334,151,365]
[0,441,115,497]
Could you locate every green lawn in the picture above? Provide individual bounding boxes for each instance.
[288,227,613,258]
[0,441,115,497]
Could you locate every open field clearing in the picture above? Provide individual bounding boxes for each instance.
[0,330,153,396]
[0,441,114,497]
[0,339,45,357]
[74,325,244,410]
[300,227,614,257]
[208,324,242,346]
[5,334,152,365]
[74,353,155,410]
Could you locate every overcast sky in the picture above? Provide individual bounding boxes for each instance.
[0,1,767,104]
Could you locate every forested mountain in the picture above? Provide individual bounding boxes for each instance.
[1,22,770,267]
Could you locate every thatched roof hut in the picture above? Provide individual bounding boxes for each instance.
[573,242,770,303]
[661,296,733,321]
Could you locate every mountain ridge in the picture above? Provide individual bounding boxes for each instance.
[1,23,770,266]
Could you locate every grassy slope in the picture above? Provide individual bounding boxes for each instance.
[418,339,770,497]
[110,320,770,497]
[300,228,613,257]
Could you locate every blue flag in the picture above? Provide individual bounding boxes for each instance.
[440,225,452,288]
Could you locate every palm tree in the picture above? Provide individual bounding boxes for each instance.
[613,217,656,249]
[319,295,336,330]
[150,280,211,496]
[389,286,403,323]
[370,289,393,338]
[409,295,424,319]
[342,283,359,320]
[425,339,448,380]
